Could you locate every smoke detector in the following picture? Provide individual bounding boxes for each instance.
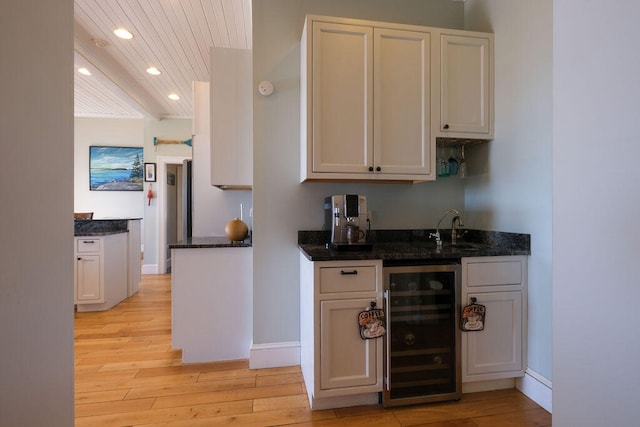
[92,38,108,48]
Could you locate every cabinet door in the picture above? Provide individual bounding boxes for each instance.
[374,28,431,176]
[440,34,492,136]
[311,22,373,174]
[463,291,523,378]
[76,255,103,303]
[210,48,252,188]
[320,298,378,390]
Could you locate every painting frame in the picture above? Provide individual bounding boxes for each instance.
[89,146,144,191]
[144,163,157,182]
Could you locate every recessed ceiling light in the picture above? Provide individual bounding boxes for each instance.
[146,67,161,75]
[114,28,134,40]
[78,67,92,76]
[168,93,180,101]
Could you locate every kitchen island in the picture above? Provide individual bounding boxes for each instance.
[74,218,142,312]
[170,237,252,364]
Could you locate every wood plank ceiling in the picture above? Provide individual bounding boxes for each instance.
[74,0,252,120]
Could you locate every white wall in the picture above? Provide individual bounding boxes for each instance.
[464,0,553,385]
[0,1,74,425]
[74,117,191,270]
[74,118,145,218]
[553,1,640,425]
[252,0,465,345]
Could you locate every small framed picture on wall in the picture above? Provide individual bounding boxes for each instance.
[144,163,156,182]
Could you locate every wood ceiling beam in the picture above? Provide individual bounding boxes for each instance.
[74,21,164,121]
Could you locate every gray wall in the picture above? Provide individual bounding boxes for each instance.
[252,0,466,345]
[0,0,74,425]
[553,1,640,425]
[464,1,553,382]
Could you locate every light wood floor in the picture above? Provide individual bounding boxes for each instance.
[75,274,551,426]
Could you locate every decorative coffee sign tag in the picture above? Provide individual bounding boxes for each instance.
[461,298,486,332]
[358,303,386,340]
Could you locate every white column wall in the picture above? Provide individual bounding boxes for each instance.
[553,1,640,425]
[0,1,75,425]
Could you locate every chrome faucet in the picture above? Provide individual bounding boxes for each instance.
[451,215,464,244]
[430,208,464,247]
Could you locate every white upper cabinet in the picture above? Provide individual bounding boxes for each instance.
[301,16,434,183]
[210,47,253,190]
[438,33,494,138]
[309,21,373,175]
[301,15,494,183]
[374,28,431,176]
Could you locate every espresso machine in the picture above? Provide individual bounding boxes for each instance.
[324,195,371,250]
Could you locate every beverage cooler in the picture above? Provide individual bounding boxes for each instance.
[383,262,462,407]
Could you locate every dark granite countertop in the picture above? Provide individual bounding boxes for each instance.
[298,229,530,262]
[74,219,131,236]
[169,236,252,249]
[75,231,129,237]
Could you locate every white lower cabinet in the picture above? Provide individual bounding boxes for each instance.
[461,256,527,384]
[75,233,128,312]
[300,255,383,410]
[75,238,103,303]
[76,254,102,302]
[320,298,378,390]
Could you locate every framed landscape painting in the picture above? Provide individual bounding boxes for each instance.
[89,146,144,191]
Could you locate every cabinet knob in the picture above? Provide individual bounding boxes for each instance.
[376,166,381,172]
[443,124,450,129]
[340,270,358,275]
[77,257,82,261]
[368,166,374,172]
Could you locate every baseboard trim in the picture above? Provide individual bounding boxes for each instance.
[516,369,552,413]
[142,264,159,274]
[462,378,515,394]
[309,392,380,411]
[249,341,300,369]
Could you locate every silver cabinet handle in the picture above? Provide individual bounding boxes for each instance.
[384,289,391,391]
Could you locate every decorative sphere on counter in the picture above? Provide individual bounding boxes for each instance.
[224,218,248,242]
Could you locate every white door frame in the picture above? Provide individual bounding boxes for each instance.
[156,155,191,274]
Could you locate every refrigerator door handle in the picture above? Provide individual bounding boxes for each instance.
[384,289,391,391]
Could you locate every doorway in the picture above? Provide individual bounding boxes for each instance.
[156,155,191,274]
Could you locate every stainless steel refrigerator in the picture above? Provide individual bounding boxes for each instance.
[181,159,192,239]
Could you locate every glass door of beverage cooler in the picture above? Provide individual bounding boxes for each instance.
[383,263,461,407]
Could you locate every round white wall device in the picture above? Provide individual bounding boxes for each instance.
[258,80,274,96]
